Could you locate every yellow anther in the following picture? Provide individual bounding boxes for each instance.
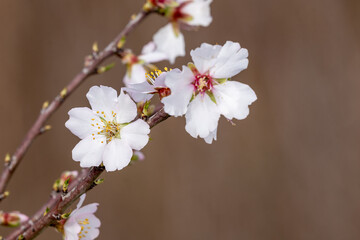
[96,111,99,113]
[93,137,95,140]
[164,67,168,71]
[91,124,94,126]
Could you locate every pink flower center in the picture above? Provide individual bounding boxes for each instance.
[193,74,213,95]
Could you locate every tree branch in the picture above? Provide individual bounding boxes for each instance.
[6,108,170,240]
[0,9,153,200]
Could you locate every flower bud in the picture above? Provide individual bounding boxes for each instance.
[0,211,29,227]
[131,151,145,162]
[59,171,78,187]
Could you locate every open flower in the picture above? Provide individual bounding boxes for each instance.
[146,0,212,28]
[65,86,150,172]
[63,194,100,240]
[168,0,212,28]
[161,41,257,143]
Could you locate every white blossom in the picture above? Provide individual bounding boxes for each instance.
[63,194,100,240]
[161,41,257,143]
[65,86,150,172]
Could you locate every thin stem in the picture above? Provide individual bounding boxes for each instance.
[6,109,170,240]
[0,9,152,200]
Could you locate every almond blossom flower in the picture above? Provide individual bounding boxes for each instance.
[146,0,213,29]
[65,86,150,172]
[161,41,257,143]
[63,194,100,240]
[168,0,212,29]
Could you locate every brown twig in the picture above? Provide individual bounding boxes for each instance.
[0,9,153,201]
[6,109,170,240]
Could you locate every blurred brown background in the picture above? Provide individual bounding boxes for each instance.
[1,0,360,239]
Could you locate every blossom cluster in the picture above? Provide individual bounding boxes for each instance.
[60,0,256,239]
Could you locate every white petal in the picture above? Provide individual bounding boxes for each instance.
[153,23,185,64]
[181,0,213,27]
[140,51,168,63]
[123,64,147,85]
[102,139,132,172]
[76,194,86,209]
[72,205,99,221]
[86,86,118,115]
[204,127,217,144]
[210,41,249,79]
[185,94,220,139]
[161,67,194,116]
[141,41,156,55]
[190,42,222,74]
[214,81,257,120]
[123,81,155,103]
[114,90,137,124]
[120,119,150,151]
[75,213,100,240]
[72,135,106,168]
[82,227,99,240]
[64,221,81,240]
[65,108,98,139]
[153,72,167,88]
[87,214,101,228]
[139,42,169,63]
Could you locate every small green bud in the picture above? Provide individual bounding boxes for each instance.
[61,212,70,219]
[97,63,115,74]
[62,178,70,193]
[44,207,50,216]
[117,36,126,49]
[94,178,104,185]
